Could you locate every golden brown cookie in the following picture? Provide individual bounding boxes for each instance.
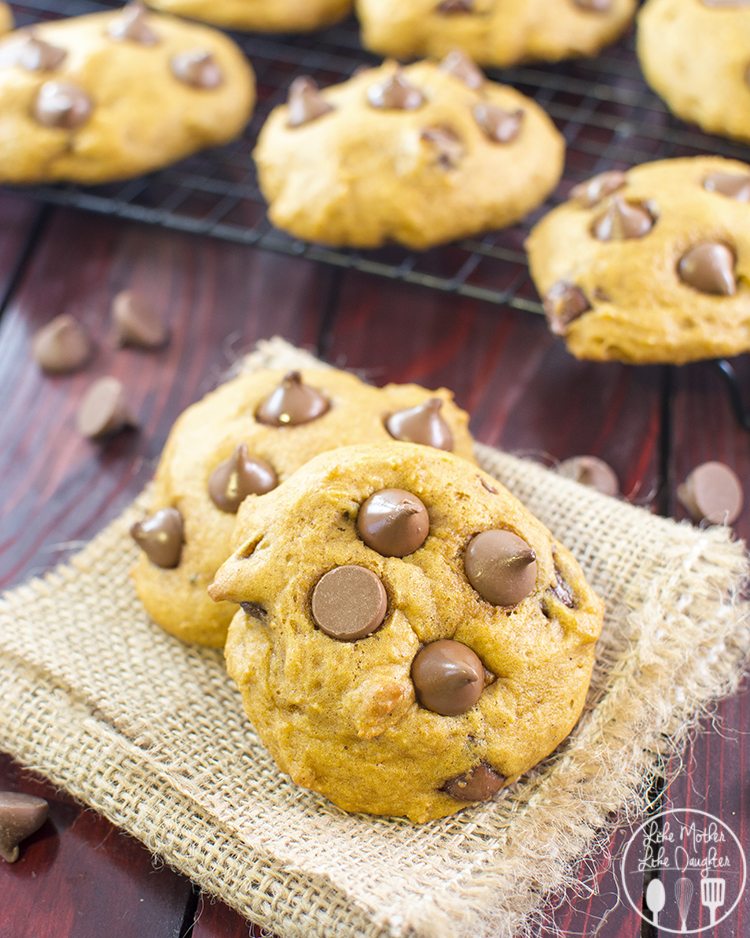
[526,157,750,364]
[638,0,750,144]
[357,0,637,67]
[213,443,603,823]
[0,4,254,184]
[131,368,474,648]
[147,0,351,32]
[0,4,13,35]
[254,57,565,249]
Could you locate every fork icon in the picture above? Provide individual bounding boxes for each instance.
[700,877,726,926]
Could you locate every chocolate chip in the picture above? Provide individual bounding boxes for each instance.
[480,477,499,494]
[549,567,576,608]
[543,281,592,335]
[311,565,388,641]
[440,49,484,90]
[591,197,654,241]
[443,763,505,802]
[111,290,169,349]
[677,461,743,525]
[255,371,330,427]
[570,170,627,208]
[76,377,135,439]
[107,2,159,45]
[411,639,486,716]
[677,243,737,296]
[286,76,334,127]
[473,102,524,143]
[240,601,267,621]
[703,171,750,202]
[436,0,474,11]
[557,455,619,497]
[171,50,223,89]
[32,314,92,374]
[208,444,277,513]
[573,0,613,10]
[421,125,465,168]
[464,530,537,607]
[385,398,454,451]
[367,70,425,110]
[33,81,93,130]
[357,488,429,557]
[0,792,49,864]
[2,33,67,71]
[130,507,184,568]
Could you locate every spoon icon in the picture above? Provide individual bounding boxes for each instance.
[646,877,666,927]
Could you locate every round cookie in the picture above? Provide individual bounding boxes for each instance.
[0,4,255,184]
[213,443,603,823]
[254,57,565,249]
[0,4,13,35]
[146,0,351,33]
[526,157,750,364]
[357,0,637,68]
[131,368,474,648]
[638,0,750,144]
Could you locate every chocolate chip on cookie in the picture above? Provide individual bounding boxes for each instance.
[703,171,750,202]
[573,0,613,10]
[171,50,223,89]
[464,530,537,606]
[367,69,425,110]
[677,461,743,524]
[443,763,505,802]
[131,507,184,568]
[32,314,92,374]
[677,242,736,295]
[112,290,169,349]
[5,33,67,71]
[591,196,654,241]
[411,639,486,715]
[421,125,464,168]
[107,2,159,45]
[357,488,429,557]
[543,282,591,335]
[570,170,627,208]
[548,565,577,609]
[209,445,277,513]
[256,371,330,426]
[76,377,135,439]
[436,0,475,13]
[557,455,619,496]
[287,76,334,127]
[439,49,484,89]
[473,102,524,144]
[311,565,388,641]
[33,81,93,129]
[385,399,454,450]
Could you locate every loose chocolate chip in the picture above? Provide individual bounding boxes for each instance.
[171,50,223,89]
[111,290,169,349]
[557,455,619,497]
[543,281,592,335]
[591,197,654,241]
[570,170,627,208]
[286,75,334,127]
[703,171,750,202]
[677,243,737,296]
[464,530,537,607]
[240,601,267,621]
[107,2,159,45]
[385,398,454,451]
[3,33,67,71]
[130,507,184,568]
[443,763,505,802]
[357,488,429,557]
[411,639,486,716]
[311,565,388,641]
[573,0,613,10]
[208,444,277,513]
[677,461,743,525]
[255,371,330,427]
[436,0,474,11]
[32,314,92,374]
[367,70,425,110]
[33,81,93,130]
[76,377,135,439]
[473,102,524,144]
[0,792,49,864]
[421,125,465,168]
[440,49,484,90]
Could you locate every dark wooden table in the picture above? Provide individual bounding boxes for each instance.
[0,189,748,938]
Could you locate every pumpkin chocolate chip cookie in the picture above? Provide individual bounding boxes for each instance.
[0,4,254,184]
[526,157,750,364]
[131,368,474,648]
[146,0,351,33]
[212,443,603,822]
[254,56,564,249]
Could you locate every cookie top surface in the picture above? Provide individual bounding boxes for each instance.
[215,442,603,822]
[357,0,637,67]
[131,367,475,647]
[638,0,750,144]
[0,5,255,184]
[526,157,750,364]
[146,0,352,32]
[254,58,564,249]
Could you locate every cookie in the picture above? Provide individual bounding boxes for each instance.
[638,0,750,144]
[147,0,351,33]
[357,0,637,68]
[0,4,254,184]
[131,368,475,648]
[526,157,750,364]
[254,57,564,249]
[0,5,12,35]
[212,443,603,822]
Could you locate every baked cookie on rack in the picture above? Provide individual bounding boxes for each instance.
[146,0,351,33]
[526,157,750,364]
[0,4,12,35]
[254,56,564,249]
[638,0,750,144]
[357,0,637,68]
[0,4,254,184]
[131,368,474,647]
[212,443,603,822]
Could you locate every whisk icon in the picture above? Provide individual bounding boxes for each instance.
[675,876,694,933]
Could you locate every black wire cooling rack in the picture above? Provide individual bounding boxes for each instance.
[6,0,750,313]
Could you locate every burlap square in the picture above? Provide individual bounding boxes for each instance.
[1,339,748,938]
